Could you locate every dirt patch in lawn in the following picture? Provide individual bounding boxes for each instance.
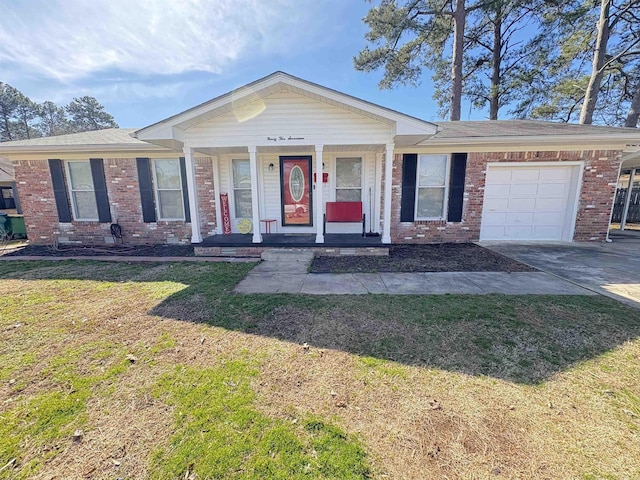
[311,243,536,273]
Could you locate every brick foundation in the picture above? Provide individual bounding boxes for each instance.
[15,157,217,245]
[390,150,621,243]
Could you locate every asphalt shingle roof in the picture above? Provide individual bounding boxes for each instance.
[433,119,640,139]
[0,128,142,147]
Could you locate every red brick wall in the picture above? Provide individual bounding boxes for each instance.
[14,157,217,245]
[390,150,621,243]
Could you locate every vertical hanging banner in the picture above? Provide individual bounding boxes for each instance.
[280,156,312,226]
[220,193,232,234]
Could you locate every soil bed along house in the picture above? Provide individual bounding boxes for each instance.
[1,72,640,253]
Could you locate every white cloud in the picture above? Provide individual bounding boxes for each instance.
[0,0,328,82]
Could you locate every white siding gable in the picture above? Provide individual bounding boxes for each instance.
[184,91,394,148]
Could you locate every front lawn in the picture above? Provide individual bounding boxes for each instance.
[1,260,639,479]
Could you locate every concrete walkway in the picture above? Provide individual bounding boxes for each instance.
[233,250,593,295]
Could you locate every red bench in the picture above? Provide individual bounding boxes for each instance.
[323,201,365,236]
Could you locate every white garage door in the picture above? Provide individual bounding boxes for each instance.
[480,164,580,241]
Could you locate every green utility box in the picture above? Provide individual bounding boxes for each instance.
[7,215,26,238]
[0,213,26,239]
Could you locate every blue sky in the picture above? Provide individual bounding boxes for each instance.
[0,0,482,128]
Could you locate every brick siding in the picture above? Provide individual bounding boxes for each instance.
[14,149,620,246]
[14,157,217,245]
[390,150,622,243]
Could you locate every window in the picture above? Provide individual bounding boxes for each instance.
[65,161,98,220]
[152,159,184,220]
[415,154,449,219]
[0,187,15,210]
[335,157,362,202]
[232,159,252,218]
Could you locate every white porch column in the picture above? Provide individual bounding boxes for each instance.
[183,147,202,243]
[621,168,637,231]
[315,144,324,243]
[248,145,263,243]
[382,143,395,244]
[211,155,223,235]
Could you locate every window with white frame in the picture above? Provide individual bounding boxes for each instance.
[335,157,362,202]
[65,161,98,220]
[232,159,252,218]
[415,154,449,219]
[152,159,184,220]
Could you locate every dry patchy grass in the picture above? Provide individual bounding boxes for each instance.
[0,260,639,479]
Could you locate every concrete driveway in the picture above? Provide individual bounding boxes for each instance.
[483,231,640,307]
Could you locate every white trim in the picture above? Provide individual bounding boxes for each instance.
[382,143,394,244]
[248,146,262,243]
[621,168,637,230]
[183,147,202,243]
[212,156,222,235]
[315,145,324,243]
[567,162,585,242]
[413,154,450,221]
[151,158,186,221]
[64,160,99,222]
[374,152,383,233]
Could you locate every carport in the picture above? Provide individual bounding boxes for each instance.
[613,151,640,231]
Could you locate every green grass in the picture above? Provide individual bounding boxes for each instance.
[0,260,639,478]
[0,341,130,478]
[151,362,369,479]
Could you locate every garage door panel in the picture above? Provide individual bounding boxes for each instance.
[484,197,509,210]
[481,226,508,238]
[538,182,568,196]
[512,183,539,196]
[484,183,510,197]
[539,168,570,180]
[482,212,508,224]
[535,197,562,210]
[480,164,578,241]
[508,198,536,211]
[506,212,534,224]
[505,225,535,238]
[486,169,513,182]
[511,169,540,181]
[533,212,563,225]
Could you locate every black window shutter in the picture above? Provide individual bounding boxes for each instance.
[179,157,191,222]
[90,158,111,223]
[48,159,72,222]
[400,154,418,222]
[447,153,467,222]
[136,158,156,223]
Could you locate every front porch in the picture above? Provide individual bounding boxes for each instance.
[194,233,388,257]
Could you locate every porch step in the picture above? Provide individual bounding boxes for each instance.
[247,249,314,276]
[261,249,315,263]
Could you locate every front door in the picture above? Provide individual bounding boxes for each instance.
[280,156,313,226]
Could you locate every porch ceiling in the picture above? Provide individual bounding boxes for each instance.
[622,151,640,170]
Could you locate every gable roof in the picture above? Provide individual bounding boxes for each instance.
[134,71,439,149]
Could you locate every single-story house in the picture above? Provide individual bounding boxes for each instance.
[1,71,640,253]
